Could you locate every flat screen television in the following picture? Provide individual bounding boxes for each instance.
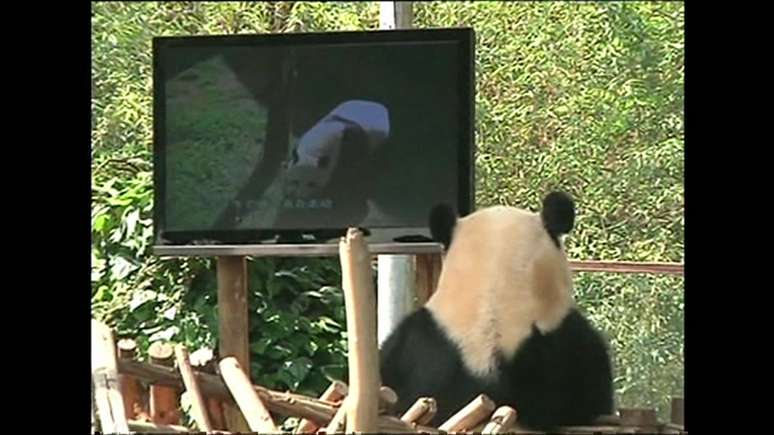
[152,28,474,254]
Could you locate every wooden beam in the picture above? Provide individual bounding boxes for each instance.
[91,319,130,434]
[339,228,380,433]
[216,255,251,432]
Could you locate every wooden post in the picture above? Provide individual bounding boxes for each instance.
[149,341,180,425]
[91,319,130,434]
[339,228,380,433]
[671,397,684,426]
[174,344,213,432]
[219,356,279,433]
[414,253,442,304]
[117,338,145,421]
[216,255,251,432]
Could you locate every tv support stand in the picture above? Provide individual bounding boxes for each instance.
[167,240,442,432]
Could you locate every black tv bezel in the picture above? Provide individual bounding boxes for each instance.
[152,27,475,247]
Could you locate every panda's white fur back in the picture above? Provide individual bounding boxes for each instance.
[425,205,575,377]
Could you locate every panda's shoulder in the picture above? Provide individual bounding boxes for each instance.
[381,308,449,353]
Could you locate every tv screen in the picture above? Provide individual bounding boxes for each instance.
[153,28,474,247]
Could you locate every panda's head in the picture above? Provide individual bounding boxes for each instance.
[425,191,577,377]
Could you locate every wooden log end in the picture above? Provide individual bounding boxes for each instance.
[379,386,399,414]
[401,397,438,425]
[438,394,496,432]
[482,406,518,434]
[149,341,175,364]
[117,338,138,358]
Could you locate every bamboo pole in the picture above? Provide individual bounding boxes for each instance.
[91,319,130,433]
[175,344,213,432]
[219,356,279,433]
[339,228,380,433]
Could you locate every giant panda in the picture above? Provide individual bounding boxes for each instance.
[379,192,614,430]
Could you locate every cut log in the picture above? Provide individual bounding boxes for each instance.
[379,386,398,414]
[219,356,279,433]
[149,341,180,425]
[175,344,213,432]
[325,397,348,434]
[438,394,496,432]
[116,338,144,421]
[482,406,518,434]
[190,347,227,430]
[295,381,348,434]
[401,397,437,425]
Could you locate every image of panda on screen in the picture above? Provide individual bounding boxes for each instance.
[279,99,392,224]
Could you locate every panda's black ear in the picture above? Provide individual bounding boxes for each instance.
[429,203,457,249]
[541,191,575,238]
